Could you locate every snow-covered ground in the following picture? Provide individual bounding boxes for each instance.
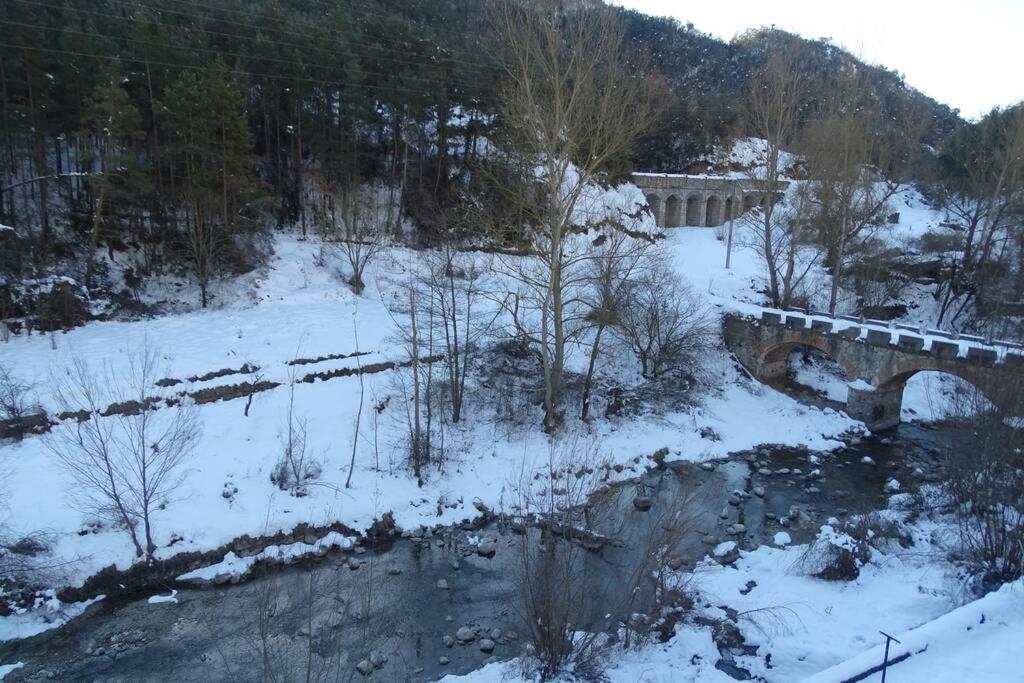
[0,224,865,597]
[1,164,1016,680]
[441,491,1022,683]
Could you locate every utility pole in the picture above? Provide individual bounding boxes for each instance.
[725,184,736,269]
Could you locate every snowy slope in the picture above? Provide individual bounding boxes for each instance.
[0,220,865,593]
[803,579,1024,683]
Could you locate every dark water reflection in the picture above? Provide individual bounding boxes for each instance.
[0,422,954,682]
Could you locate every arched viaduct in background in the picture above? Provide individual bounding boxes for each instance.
[724,310,1024,431]
[632,173,789,228]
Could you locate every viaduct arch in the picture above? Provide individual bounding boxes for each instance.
[633,173,789,228]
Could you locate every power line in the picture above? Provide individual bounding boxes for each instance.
[128,0,483,48]
[152,0,482,48]
[6,0,494,77]
[0,41,491,102]
[0,17,495,95]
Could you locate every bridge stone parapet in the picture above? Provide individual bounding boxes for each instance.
[631,173,790,228]
[723,309,1024,431]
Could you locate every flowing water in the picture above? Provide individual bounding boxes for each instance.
[0,422,952,682]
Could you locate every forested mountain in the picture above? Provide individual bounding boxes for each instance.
[0,0,972,322]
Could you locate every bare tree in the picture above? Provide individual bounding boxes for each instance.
[579,227,652,421]
[421,215,493,424]
[741,47,807,307]
[944,379,1024,591]
[383,259,440,486]
[514,437,610,678]
[799,70,918,314]
[347,318,366,489]
[271,366,318,497]
[490,1,665,431]
[616,264,713,380]
[935,104,1024,326]
[512,436,698,678]
[45,349,200,561]
[0,364,41,439]
[323,181,390,296]
[184,200,228,309]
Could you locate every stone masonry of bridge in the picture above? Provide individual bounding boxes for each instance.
[632,173,790,228]
[723,310,1024,431]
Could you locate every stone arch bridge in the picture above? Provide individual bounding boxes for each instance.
[632,173,789,228]
[724,310,1024,431]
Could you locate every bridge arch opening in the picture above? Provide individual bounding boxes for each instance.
[685,194,701,226]
[705,195,722,227]
[759,343,859,403]
[724,197,734,221]
[664,195,682,227]
[878,368,1003,422]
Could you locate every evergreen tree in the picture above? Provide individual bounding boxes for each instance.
[160,64,257,307]
[80,70,146,288]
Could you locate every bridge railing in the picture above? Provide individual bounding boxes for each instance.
[749,306,1024,366]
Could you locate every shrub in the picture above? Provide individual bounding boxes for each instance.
[616,266,713,380]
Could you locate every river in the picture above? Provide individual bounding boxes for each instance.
[0,420,953,682]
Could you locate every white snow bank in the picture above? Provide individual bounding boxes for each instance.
[177,532,355,585]
[147,590,178,605]
[848,379,875,392]
[803,579,1024,683]
[0,593,104,643]
[0,663,24,680]
[691,525,955,681]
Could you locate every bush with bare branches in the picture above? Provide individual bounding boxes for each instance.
[615,265,714,380]
[319,182,390,296]
[270,370,320,497]
[0,364,42,439]
[943,382,1024,591]
[512,437,697,679]
[44,349,201,561]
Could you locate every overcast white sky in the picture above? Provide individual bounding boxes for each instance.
[610,0,1023,120]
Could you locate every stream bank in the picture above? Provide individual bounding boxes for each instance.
[0,421,953,682]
